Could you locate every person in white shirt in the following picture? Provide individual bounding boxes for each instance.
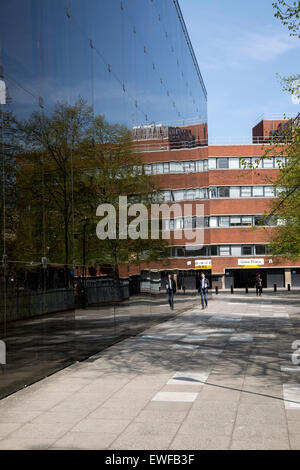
[198,272,210,309]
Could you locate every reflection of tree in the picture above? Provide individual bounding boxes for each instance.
[0,109,19,259]
[10,98,168,277]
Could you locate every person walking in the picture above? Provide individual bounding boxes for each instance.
[198,272,210,309]
[255,273,263,297]
[166,273,176,310]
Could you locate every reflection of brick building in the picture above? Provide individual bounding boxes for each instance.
[120,118,300,291]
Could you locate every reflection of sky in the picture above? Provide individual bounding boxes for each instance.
[0,0,207,127]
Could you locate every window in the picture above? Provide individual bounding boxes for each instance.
[176,247,185,257]
[202,188,209,199]
[220,246,231,256]
[230,187,241,198]
[240,158,251,169]
[251,157,263,169]
[186,189,195,200]
[163,162,169,173]
[210,187,218,198]
[254,215,265,226]
[241,187,252,197]
[203,160,208,172]
[255,245,267,255]
[229,157,240,169]
[230,216,241,226]
[210,217,218,227]
[170,162,178,173]
[208,158,217,170]
[210,246,218,256]
[144,164,152,175]
[218,187,230,198]
[218,158,229,169]
[231,246,242,256]
[174,190,185,202]
[275,157,285,168]
[175,218,184,229]
[219,216,230,227]
[184,217,193,229]
[162,190,171,201]
[264,187,275,197]
[241,216,252,226]
[156,163,163,174]
[263,158,274,169]
[242,246,252,255]
[196,160,203,172]
[253,186,264,197]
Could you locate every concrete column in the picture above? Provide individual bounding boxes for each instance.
[221,274,226,290]
[285,268,291,287]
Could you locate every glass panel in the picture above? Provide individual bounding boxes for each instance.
[241,216,253,226]
[230,216,241,226]
[255,245,266,255]
[218,187,230,198]
[264,187,275,197]
[241,187,252,197]
[217,158,228,169]
[219,216,230,227]
[210,246,218,256]
[242,246,253,255]
[208,158,216,169]
[253,186,264,197]
[210,187,217,198]
[263,158,274,169]
[231,246,242,256]
[229,157,240,169]
[220,246,230,256]
[210,217,218,228]
[230,187,240,198]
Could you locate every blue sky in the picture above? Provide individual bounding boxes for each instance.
[180,0,300,142]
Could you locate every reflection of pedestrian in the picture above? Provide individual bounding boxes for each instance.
[255,273,263,296]
[198,272,210,309]
[166,274,176,310]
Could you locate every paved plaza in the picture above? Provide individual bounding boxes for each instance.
[0,294,300,450]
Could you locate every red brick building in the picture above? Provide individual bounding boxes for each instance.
[120,118,300,291]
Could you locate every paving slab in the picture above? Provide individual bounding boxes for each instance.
[0,294,300,449]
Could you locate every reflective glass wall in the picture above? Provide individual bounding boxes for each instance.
[0,0,207,398]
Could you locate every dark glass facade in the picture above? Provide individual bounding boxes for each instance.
[0,0,207,398]
[0,0,207,125]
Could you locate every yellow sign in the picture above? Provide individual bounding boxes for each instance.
[240,265,261,269]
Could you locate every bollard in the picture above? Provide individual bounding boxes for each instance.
[231,285,234,294]
[288,284,291,291]
[215,286,218,295]
[274,283,277,292]
[245,285,248,294]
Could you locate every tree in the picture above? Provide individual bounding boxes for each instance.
[273,1,300,97]
[265,116,300,259]
[13,98,169,278]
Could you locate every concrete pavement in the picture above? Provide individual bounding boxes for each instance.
[0,294,300,450]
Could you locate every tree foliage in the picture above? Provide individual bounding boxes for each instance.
[3,98,169,277]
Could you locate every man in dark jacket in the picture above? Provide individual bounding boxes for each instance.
[166,273,176,310]
[198,272,210,309]
[255,273,263,296]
